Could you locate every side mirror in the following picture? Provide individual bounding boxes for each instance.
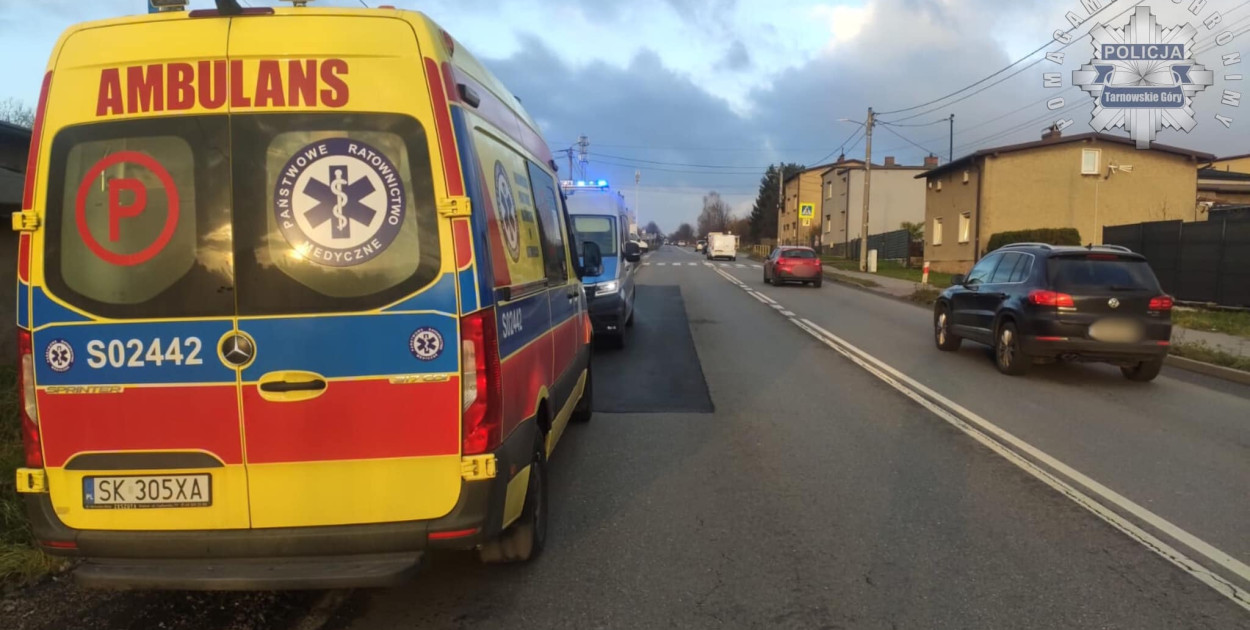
[624,241,642,263]
[950,273,966,286]
[580,241,604,278]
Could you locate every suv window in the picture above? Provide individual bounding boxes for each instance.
[989,252,1020,283]
[965,253,1001,286]
[44,116,234,319]
[232,113,441,316]
[1008,254,1034,283]
[1047,255,1160,292]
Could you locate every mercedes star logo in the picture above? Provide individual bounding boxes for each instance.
[1108,298,1121,309]
[220,333,255,367]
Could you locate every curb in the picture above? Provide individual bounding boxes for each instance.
[1164,354,1250,386]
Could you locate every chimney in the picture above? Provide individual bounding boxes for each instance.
[923,155,939,168]
[884,156,896,167]
[1042,122,1063,141]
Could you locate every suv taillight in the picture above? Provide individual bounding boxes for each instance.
[1028,290,1075,307]
[1148,295,1174,312]
[460,308,502,455]
[17,330,42,467]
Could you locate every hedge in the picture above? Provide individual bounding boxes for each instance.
[986,228,1081,252]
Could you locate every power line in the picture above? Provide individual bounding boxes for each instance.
[592,152,772,170]
[876,0,1140,117]
[592,158,763,175]
[877,125,940,157]
[879,118,949,128]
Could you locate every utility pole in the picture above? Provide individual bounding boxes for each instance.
[567,149,574,180]
[577,135,589,180]
[634,170,641,238]
[948,114,954,164]
[859,107,874,272]
[776,164,784,244]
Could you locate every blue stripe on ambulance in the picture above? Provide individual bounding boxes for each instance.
[495,290,551,359]
[239,312,458,379]
[547,284,577,328]
[16,281,28,329]
[32,287,91,326]
[450,106,496,312]
[382,272,458,314]
[458,267,477,314]
[32,319,237,386]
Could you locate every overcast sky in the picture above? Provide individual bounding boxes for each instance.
[0,0,1246,232]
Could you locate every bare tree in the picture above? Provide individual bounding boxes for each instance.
[0,98,34,128]
[697,191,732,237]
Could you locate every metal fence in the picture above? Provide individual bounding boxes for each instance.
[1103,217,1250,307]
[825,228,912,262]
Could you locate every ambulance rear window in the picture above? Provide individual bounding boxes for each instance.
[231,113,440,316]
[43,117,235,320]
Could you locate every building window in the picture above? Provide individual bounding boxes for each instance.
[958,212,971,243]
[826,182,833,199]
[933,218,943,246]
[1081,149,1101,175]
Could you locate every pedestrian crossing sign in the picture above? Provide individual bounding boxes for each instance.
[799,203,815,219]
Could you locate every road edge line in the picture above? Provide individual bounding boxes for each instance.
[795,317,1250,609]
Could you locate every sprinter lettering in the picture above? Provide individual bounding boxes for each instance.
[95,59,349,116]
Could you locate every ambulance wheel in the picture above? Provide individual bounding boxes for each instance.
[478,435,548,564]
[572,363,593,424]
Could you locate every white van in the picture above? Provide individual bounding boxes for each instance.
[706,233,738,261]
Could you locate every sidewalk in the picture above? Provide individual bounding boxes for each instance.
[820,266,1249,359]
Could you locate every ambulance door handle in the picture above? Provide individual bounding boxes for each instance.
[255,371,329,402]
[260,379,326,393]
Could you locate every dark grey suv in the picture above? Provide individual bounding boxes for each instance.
[933,243,1174,381]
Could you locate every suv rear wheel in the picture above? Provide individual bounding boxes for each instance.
[1121,357,1164,382]
[995,321,1030,376]
[934,305,961,351]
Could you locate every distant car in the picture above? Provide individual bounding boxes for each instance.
[636,239,650,252]
[695,240,706,253]
[678,240,687,247]
[763,246,823,287]
[933,243,1173,381]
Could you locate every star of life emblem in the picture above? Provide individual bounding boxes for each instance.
[1072,6,1214,148]
[274,138,407,267]
[494,161,522,262]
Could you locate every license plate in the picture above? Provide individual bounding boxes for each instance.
[83,474,211,509]
[1088,319,1142,343]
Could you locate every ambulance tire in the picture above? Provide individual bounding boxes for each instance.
[572,363,593,424]
[478,435,548,564]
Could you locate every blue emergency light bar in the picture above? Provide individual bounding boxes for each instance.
[561,179,610,190]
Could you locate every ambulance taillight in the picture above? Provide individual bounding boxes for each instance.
[16,330,42,468]
[460,308,502,455]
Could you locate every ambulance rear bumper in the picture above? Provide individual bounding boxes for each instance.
[24,422,541,590]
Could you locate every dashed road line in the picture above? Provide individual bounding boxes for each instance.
[713,263,1250,611]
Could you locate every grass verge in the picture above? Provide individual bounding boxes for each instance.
[824,270,879,288]
[1172,308,1250,340]
[1169,341,1250,372]
[0,366,59,587]
[906,286,943,307]
[822,257,954,288]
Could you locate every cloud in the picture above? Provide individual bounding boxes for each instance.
[716,40,752,71]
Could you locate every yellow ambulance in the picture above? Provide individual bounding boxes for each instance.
[14,0,602,589]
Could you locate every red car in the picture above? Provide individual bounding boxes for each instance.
[764,246,823,287]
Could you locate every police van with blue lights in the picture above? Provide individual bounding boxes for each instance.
[563,179,641,348]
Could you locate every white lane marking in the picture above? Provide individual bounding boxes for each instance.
[689,262,698,266]
[794,317,1250,610]
[752,264,763,269]
[746,291,770,304]
[656,262,666,266]
[780,310,796,317]
[704,262,714,267]
[757,293,778,305]
[711,263,1250,610]
[735,264,746,268]
[769,303,784,310]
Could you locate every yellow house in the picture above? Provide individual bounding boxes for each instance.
[1206,153,1250,173]
[778,164,830,247]
[918,131,1212,274]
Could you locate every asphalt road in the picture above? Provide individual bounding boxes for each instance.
[6,245,1248,629]
[342,245,1248,628]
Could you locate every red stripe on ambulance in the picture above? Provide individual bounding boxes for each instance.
[36,386,243,467]
[241,378,460,464]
